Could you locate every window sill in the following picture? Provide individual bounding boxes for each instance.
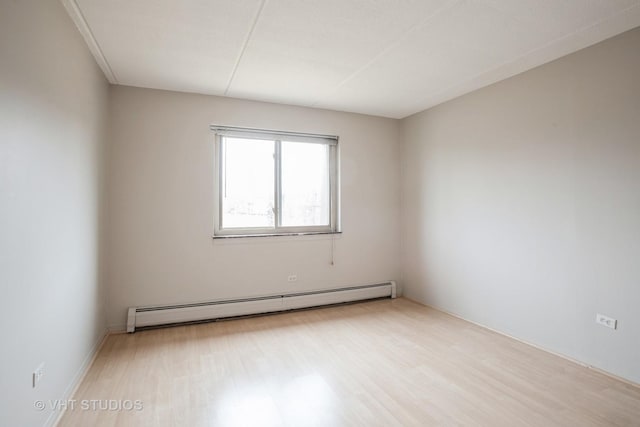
[213,231,342,240]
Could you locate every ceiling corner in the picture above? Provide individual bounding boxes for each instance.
[60,0,118,84]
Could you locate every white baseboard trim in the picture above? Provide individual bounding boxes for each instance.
[45,329,110,427]
[404,297,640,390]
[107,325,127,334]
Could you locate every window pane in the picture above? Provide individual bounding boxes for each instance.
[221,137,274,228]
[281,141,330,227]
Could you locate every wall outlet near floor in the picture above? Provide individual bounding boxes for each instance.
[287,274,298,282]
[33,363,45,388]
[596,313,617,330]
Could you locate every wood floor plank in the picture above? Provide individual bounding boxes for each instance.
[58,298,640,426]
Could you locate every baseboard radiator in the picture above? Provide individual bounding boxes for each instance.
[126,281,396,332]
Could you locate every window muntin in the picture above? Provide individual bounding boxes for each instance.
[213,127,338,237]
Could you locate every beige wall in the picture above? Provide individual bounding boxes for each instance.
[401,27,640,383]
[106,86,401,329]
[0,1,109,426]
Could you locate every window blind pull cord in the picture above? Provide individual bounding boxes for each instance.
[330,234,335,266]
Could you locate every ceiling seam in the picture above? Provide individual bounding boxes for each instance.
[61,0,118,84]
[224,0,267,96]
[403,1,640,117]
[309,0,461,108]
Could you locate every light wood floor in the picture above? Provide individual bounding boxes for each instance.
[59,298,640,426]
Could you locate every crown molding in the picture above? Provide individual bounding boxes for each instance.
[60,0,117,84]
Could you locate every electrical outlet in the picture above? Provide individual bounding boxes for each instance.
[287,274,297,282]
[596,313,617,330]
[33,363,45,388]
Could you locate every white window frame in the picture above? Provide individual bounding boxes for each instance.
[212,125,339,238]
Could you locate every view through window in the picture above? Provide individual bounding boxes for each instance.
[213,127,338,236]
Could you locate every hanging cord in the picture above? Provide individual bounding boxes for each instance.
[330,234,335,266]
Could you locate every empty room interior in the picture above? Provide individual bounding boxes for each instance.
[2,0,640,426]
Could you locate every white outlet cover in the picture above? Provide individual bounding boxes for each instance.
[33,363,45,388]
[596,313,617,330]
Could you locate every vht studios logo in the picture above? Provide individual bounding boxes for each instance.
[34,399,143,411]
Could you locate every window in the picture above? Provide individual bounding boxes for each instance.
[212,126,339,237]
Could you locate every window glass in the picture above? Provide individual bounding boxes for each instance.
[221,137,275,229]
[281,141,330,227]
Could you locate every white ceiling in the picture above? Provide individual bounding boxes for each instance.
[64,0,640,118]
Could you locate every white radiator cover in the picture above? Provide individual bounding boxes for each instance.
[126,281,396,332]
